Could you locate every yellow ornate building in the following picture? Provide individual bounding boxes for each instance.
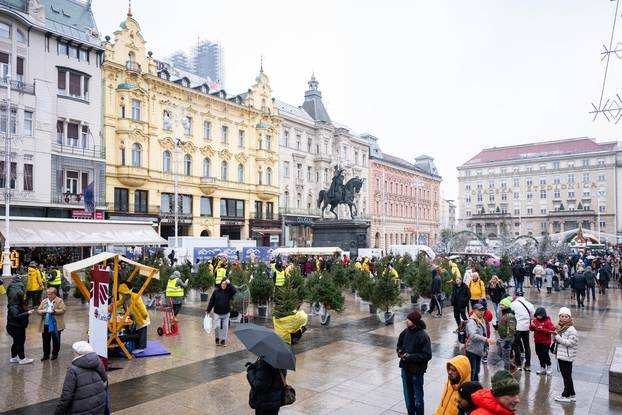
[102,10,281,243]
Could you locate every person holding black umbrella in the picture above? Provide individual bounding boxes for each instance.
[247,357,286,414]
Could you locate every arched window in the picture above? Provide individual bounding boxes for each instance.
[238,163,244,183]
[203,158,211,177]
[183,154,192,176]
[258,168,263,185]
[163,150,171,173]
[221,161,228,180]
[266,167,272,185]
[131,143,141,167]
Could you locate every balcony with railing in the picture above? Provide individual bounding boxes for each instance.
[548,208,596,218]
[116,165,149,187]
[199,176,219,195]
[52,138,105,159]
[126,61,142,74]
[0,77,34,94]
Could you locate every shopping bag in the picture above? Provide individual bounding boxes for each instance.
[203,314,212,334]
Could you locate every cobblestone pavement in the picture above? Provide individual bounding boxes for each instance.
[1,286,621,414]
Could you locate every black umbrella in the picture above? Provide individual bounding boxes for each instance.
[234,324,296,370]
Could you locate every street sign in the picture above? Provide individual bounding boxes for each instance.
[270,235,279,243]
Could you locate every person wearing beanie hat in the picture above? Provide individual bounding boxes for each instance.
[529,306,555,375]
[495,297,517,373]
[397,309,432,415]
[56,341,107,415]
[470,370,520,415]
[457,381,483,415]
[554,306,579,403]
[433,355,470,415]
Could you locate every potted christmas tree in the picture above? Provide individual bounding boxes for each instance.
[353,270,375,313]
[249,270,274,318]
[370,266,402,325]
[305,272,344,326]
[191,263,214,301]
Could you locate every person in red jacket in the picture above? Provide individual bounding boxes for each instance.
[471,370,520,415]
[529,306,555,375]
[469,299,493,364]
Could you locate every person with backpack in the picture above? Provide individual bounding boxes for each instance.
[246,357,287,414]
[397,310,432,415]
[467,273,485,309]
[510,295,535,371]
[553,307,579,403]
[7,275,26,303]
[495,297,516,373]
[451,275,471,332]
[529,307,554,375]
[465,303,496,381]
[583,265,596,303]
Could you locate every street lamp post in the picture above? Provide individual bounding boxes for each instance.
[410,179,424,245]
[2,73,11,277]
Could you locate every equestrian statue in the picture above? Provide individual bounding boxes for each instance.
[317,165,364,219]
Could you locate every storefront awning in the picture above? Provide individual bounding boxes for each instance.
[252,228,282,235]
[0,217,167,247]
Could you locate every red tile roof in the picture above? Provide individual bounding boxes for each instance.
[463,138,618,166]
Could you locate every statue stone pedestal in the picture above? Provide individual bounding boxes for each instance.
[311,219,369,258]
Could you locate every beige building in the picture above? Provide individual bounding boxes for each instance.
[102,10,280,243]
[457,138,620,240]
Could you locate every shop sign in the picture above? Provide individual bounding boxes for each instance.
[285,216,316,225]
[270,235,280,243]
[73,209,104,220]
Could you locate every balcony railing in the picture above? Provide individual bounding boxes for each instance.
[52,141,105,159]
[548,209,596,217]
[126,61,142,73]
[0,77,34,94]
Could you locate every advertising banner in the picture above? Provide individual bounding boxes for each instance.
[88,267,110,358]
[241,247,282,263]
[194,247,238,262]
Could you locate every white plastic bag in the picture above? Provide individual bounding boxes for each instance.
[203,314,212,334]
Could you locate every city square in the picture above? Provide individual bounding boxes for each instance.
[0,1,622,415]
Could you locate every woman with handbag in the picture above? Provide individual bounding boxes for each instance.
[553,307,579,403]
[247,357,290,414]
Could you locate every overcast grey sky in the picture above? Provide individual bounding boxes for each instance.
[93,0,622,200]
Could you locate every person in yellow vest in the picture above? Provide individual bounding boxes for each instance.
[362,257,370,273]
[315,256,321,273]
[354,258,362,270]
[387,263,399,282]
[215,264,228,287]
[274,263,286,287]
[46,268,63,298]
[467,272,486,309]
[166,271,188,317]
[26,261,44,307]
[207,259,215,277]
[119,282,150,354]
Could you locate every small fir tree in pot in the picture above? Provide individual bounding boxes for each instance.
[249,271,274,318]
[370,266,402,324]
[498,254,512,283]
[305,272,345,326]
[191,263,215,301]
[273,276,303,319]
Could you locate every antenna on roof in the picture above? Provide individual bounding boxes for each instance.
[127,0,132,17]
[260,55,264,73]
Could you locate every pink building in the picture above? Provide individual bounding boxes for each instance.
[364,134,442,252]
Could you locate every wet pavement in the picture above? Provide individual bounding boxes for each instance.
[1,286,621,414]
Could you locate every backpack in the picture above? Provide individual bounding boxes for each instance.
[457,320,468,344]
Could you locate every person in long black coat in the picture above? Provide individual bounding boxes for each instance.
[247,357,286,415]
[450,275,471,329]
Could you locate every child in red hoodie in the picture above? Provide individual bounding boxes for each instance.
[529,306,555,375]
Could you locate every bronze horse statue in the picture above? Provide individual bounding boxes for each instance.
[317,177,364,219]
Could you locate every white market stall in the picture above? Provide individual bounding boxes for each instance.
[270,247,343,258]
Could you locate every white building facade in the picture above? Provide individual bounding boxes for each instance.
[0,0,104,219]
[277,76,370,247]
[457,138,621,241]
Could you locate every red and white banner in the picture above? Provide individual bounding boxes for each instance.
[89,266,110,358]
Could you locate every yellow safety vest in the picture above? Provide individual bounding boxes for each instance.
[271,263,277,273]
[275,270,285,287]
[216,267,227,284]
[48,270,62,286]
[166,278,184,297]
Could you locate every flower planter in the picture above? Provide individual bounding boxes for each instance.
[200,292,209,302]
[257,304,268,318]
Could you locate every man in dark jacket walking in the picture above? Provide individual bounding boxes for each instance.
[572,269,587,308]
[511,261,525,296]
[206,279,237,346]
[451,275,470,330]
[427,268,443,318]
[247,357,285,414]
[55,341,107,415]
[397,310,432,415]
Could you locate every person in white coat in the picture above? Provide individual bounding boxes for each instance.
[532,263,545,292]
[554,307,579,403]
[511,296,535,371]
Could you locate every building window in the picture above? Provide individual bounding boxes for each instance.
[23,163,32,191]
[598,159,605,166]
[202,120,211,139]
[568,174,575,184]
[283,131,289,147]
[163,151,171,173]
[200,197,213,216]
[296,134,301,150]
[238,129,244,146]
[258,168,262,185]
[583,189,591,198]
[23,111,33,136]
[583,173,590,183]
[131,143,141,167]
[237,163,244,183]
[16,56,24,83]
[488,194,494,202]
[255,201,263,219]
[554,189,561,198]
[598,173,605,182]
[540,189,546,199]
[0,161,16,189]
[81,126,89,147]
[266,135,272,151]
[540,208,547,214]
[514,208,520,215]
[220,198,244,218]
[184,116,192,135]
[135,190,148,213]
[527,192,533,200]
[203,158,211,177]
[283,162,289,178]
[0,52,8,81]
[183,154,192,176]
[0,22,10,39]
[221,126,228,144]
[131,99,141,120]
[266,167,272,185]
[568,190,575,198]
[163,111,172,130]
[221,160,228,180]
[540,178,546,185]
[114,188,129,212]
[57,69,90,100]
[553,161,560,169]
[527,207,533,215]
[0,108,16,134]
[600,220,606,228]
[526,178,532,187]
[513,178,519,187]
[553,177,560,185]
[296,163,302,179]
[120,147,125,165]
[583,159,589,167]
[599,205,606,213]
[266,202,274,219]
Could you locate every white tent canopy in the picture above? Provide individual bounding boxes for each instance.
[62,251,160,282]
[270,247,343,257]
[0,217,166,247]
[539,228,619,245]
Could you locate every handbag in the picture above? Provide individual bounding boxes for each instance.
[549,339,558,354]
[279,370,296,406]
